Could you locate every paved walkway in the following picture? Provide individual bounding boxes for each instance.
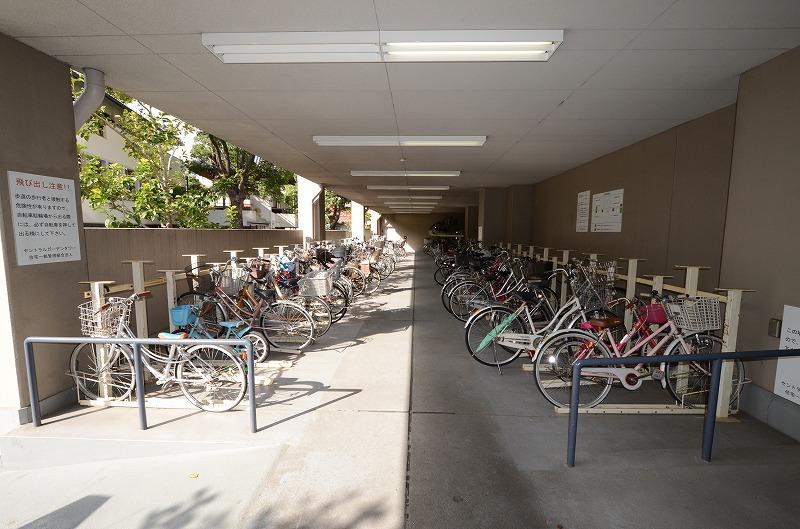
[2,254,800,529]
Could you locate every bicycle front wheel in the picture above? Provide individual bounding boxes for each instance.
[291,295,332,336]
[176,344,246,412]
[70,342,135,401]
[260,301,315,350]
[364,267,381,294]
[534,331,613,408]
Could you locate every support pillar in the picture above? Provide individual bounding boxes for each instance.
[297,175,324,243]
[351,201,365,240]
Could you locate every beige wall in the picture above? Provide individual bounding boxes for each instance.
[530,106,735,291]
[505,185,535,244]
[719,47,800,390]
[464,206,478,240]
[478,188,507,244]
[0,34,89,408]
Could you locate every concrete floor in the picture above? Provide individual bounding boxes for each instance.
[2,254,800,529]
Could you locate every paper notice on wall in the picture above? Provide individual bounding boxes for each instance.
[591,188,624,233]
[7,171,81,266]
[774,305,800,405]
[576,190,590,232]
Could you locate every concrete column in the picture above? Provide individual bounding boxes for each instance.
[351,201,365,240]
[464,205,478,240]
[297,175,323,243]
[369,210,381,240]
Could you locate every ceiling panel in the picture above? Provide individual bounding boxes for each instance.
[559,29,640,50]
[395,118,539,137]
[57,54,205,91]
[124,90,247,121]
[386,50,615,91]
[584,49,786,90]
[218,90,396,120]
[629,28,800,50]
[552,89,737,120]
[163,53,391,92]
[391,90,569,120]
[653,0,800,29]
[257,118,399,138]
[0,0,123,37]
[531,118,684,138]
[18,35,150,56]
[80,0,379,34]
[373,0,674,30]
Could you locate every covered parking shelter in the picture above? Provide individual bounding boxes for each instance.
[1,1,800,528]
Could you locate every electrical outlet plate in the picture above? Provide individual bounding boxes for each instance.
[768,318,782,338]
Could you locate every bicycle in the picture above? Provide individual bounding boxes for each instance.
[534,294,745,409]
[70,291,247,412]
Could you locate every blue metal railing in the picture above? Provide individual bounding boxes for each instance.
[567,348,800,466]
[24,336,257,433]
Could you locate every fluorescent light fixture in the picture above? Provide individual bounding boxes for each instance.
[376,195,443,199]
[384,202,437,205]
[315,136,485,147]
[203,30,562,63]
[368,185,450,190]
[351,170,461,177]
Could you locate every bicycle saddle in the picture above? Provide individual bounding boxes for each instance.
[219,321,241,328]
[585,317,623,329]
[157,331,189,340]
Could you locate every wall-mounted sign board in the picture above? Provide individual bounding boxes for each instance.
[576,190,590,233]
[591,188,624,233]
[774,305,800,405]
[7,171,81,266]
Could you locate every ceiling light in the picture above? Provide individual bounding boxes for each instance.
[368,186,450,190]
[376,195,443,199]
[203,30,562,64]
[351,170,461,177]
[384,202,437,205]
[314,136,485,147]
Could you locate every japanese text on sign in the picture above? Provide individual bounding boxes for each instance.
[7,171,81,266]
[774,305,800,405]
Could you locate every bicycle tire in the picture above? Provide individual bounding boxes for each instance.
[464,305,530,367]
[70,342,135,401]
[260,301,315,350]
[176,344,246,412]
[534,330,613,408]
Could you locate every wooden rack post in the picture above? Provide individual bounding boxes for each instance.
[559,250,576,306]
[224,249,244,262]
[621,258,646,328]
[158,269,183,331]
[121,260,154,338]
[550,256,559,292]
[253,247,271,258]
[79,280,115,399]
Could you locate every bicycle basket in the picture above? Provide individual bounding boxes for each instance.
[78,298,128,337]
[170,304,197,327]
[185,264,215,293]
[665,297,722,332]
[298,270,333,297]
[219,269,249,296]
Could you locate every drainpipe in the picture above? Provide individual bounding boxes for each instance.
[73,67,106,130]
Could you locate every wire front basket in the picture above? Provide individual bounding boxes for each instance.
[78,298,129,337]
[216,267,250,296]
[298,270,333,297]
[666,297,722,332]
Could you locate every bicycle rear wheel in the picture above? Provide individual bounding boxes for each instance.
[464,306,529,367]
[534,331,613,408]
[448,282,489,322]
[177,344,246,412]
[342,267,366,297]
[291,295,332,336]
[364,267,381,294]
[664,334,744,408]
[70,342,135,400]
[327,284,349,323]
[260,301,315,350]
[176,291,227,337]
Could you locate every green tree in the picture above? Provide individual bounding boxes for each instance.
[74,72,215,228]
[187,133,295,228]
[325,189,349,230]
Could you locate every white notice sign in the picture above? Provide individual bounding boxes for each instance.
[576,190,590,232]
[591,188,624,233]
[8,171,81,266]
[774,305,800,405]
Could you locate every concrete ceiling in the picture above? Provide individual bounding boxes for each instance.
[3,0,800,214]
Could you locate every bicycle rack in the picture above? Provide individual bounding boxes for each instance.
[566,348,800,466]
[24,336,258,433]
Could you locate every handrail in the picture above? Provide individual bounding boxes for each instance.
[24,336,257,433]
[566,348,800,466]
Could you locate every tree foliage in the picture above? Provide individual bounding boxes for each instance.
[73,71,215,228]
[187,133,295,228]
[325,189,349,230]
